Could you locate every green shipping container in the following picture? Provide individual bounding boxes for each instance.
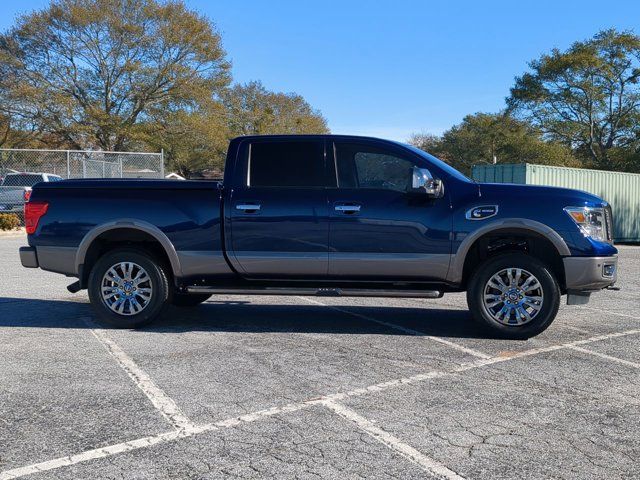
[471,163,640,243]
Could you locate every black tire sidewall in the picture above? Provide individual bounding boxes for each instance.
[88,249,170,328]
[467,253,560,339]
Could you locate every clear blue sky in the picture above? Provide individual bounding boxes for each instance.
[2,0,640,141]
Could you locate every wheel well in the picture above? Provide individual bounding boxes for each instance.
[80,228,173,287]
[461,229,566,292]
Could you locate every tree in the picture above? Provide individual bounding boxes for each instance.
[508,29,640,170]
[409,113,579,174]
[141,80,330,176]
[0,0,230,151]
[0,113,42,148]
[140,100,230,176]
[0,115,11,148]
[222,81,329,136]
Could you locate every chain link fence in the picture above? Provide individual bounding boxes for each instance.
[0,148,164,225]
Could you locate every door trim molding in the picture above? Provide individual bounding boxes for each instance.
[233,251,329,276]
[328,252,450,280]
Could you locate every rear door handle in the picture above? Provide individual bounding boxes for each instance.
[236,203,261,212]
[334,204,361,213]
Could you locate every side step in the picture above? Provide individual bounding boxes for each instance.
[67,280,82,293]
[186,286,443,299]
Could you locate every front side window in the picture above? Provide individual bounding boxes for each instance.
[335,143,415,192]
[248,141,325,188]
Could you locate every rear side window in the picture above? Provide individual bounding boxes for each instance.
[1,174,44,186]
[335,143,415,192]
[248,141,325,188]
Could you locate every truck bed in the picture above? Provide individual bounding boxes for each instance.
[28,178,230,281]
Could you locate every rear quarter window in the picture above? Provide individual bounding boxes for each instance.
[248,141,325,188]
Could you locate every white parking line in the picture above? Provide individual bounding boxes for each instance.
[579,306,640,320]
[568,345,640,369]
[88,322,194,430]
[298,297,492,360]
[322,400,466,480]
[0,402,317,480]
[321,328,640,403]
[3,327,639,480]
[0,428,203,480]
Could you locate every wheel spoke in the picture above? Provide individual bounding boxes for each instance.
[524,280,541,293]
[496,305,510,321]
[106,269,122,283]
[507,269,515,286]
[102,287,119,300]
[129,298,141,314]
[516,305,532,324]
[520,275,541,293]
[484,294,503,308]
[524,295,542,303]
[136,287,152,295]
[524,301,542,312]
[488,278,507,293]
[133,271,149,284]
[514,268,522,287]
[113,296,125,313]
[135,291,151,301]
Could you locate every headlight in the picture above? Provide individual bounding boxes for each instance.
[564,206,608,242]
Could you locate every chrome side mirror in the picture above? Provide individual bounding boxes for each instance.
[412,167,443,198]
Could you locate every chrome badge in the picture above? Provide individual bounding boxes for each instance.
[466,205,499,220]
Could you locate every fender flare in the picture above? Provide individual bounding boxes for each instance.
[446,218,571,284]
[75,219,182,278]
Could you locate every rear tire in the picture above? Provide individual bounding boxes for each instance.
[88,248,170,328]
[171,293,212,307]
[467,253,560,339]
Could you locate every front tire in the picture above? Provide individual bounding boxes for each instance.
[467,253,560,339]
[88,248,170,328]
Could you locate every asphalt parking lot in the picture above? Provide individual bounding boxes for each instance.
[1,235,639,479]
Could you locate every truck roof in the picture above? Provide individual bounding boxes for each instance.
[230,134,408,146]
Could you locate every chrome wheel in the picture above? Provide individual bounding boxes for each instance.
[101,262,153,316]
[482,268,544,326]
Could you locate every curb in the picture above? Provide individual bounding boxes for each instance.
[0,228,26,238]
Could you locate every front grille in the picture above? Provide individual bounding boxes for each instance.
[604,205,614,242]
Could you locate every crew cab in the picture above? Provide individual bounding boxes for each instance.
[19,135,618,338]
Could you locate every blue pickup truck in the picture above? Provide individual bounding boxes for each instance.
[19,135,618,338]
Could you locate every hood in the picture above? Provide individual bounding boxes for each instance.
[477,182,608,208]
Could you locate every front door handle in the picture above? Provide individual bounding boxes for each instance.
[335,204,361,214]
[236,203,261,212]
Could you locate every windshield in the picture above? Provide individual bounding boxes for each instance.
[1,174,44,186]
[403,144,473,182]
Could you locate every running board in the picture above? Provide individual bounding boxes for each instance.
[186,286,443,299]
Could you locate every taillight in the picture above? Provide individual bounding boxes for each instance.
[24,201,48,235]
[23,189,32,202]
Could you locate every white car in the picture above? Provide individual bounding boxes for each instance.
[0,172,64,214]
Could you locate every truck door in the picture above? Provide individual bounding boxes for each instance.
[327,139,451,280]
[228,138,329,278]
